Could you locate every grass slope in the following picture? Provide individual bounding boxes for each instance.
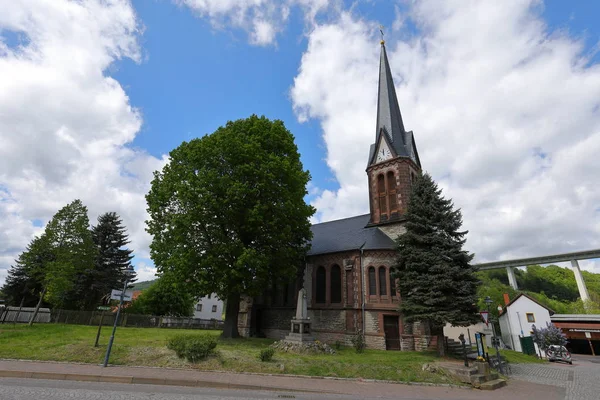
[1,324,455,383]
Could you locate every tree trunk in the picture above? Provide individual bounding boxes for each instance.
[13,297,25,324]
[221,292,240,339]
[432,324,446,357]
[28,287,47,326]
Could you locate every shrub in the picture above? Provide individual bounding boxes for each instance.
[259,348,275,362]
[351,331,366,353]
[167,334,217,363]
[334,340,342,350]
[184,336,218,362]
[166,335,188,358]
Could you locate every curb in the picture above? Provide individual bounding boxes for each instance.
[0,369,325,393]
[0,358,470,390]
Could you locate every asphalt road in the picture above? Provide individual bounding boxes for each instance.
[0,378,362,400]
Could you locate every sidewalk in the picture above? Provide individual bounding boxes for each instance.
[0,359,565,400]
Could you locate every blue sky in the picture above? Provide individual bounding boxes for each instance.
[1,0,600,283]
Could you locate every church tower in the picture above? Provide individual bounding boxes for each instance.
[367,40,421,227]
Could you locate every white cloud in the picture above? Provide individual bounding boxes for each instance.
[0,0,166,285]
[291,1,600,272]
[176,0,334,46]
[134,260,158,283]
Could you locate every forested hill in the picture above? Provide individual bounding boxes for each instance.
[131,280,156,291]
[478,264,600,318]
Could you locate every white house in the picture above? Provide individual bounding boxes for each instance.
[498,293,553,353]
[193,294,223,320]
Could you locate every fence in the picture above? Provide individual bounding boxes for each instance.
[0,307,223,330]
[0,307,51,323]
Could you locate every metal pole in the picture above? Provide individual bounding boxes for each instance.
[487,301,503,375]
[102,277,129,367]
[94,311,105,347]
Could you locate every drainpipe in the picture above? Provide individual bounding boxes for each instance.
[360,245,366,337]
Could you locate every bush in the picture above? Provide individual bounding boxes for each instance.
[167,334,217,363]
[334,340,342,350]
[166,335,188,358]
[351,331,366,353]
[259,348,275,362]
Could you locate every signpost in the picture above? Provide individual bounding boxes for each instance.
[94,306,111,347]
[110,289,133,302]
[103,267,135,367]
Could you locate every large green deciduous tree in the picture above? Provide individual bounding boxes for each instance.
[146,115,314,338]
[125,276,195,317]
[42,200,96,308]
[391,173,480,355]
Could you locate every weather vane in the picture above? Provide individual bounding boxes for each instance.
[379,25,385,44]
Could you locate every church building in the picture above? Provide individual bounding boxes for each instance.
[238,40,435,351]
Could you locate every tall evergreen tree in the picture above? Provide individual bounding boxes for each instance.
[391,173,480,355]
[77,212,135,309]
[1,234,53,307]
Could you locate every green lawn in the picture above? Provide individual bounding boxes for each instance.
[499,349,546,364]
[0,324,458,384]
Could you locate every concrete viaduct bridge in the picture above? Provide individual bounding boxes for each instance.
[474,248,600,302]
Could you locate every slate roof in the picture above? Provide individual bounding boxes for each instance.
[307,214,397,256]
[369,42,421,168]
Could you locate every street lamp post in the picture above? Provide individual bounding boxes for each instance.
[102,267,134,368]
[459,333,469,367]
[484,296,503,375]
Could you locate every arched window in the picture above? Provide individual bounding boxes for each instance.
[368,267,376,295]
[377,174,387,216]
[390,270,397,297]
[316,266,326,303]
[387,171,397,212]
[379,267,387,296]
[330,265,342,303]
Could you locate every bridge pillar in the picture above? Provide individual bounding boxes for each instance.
[506,267,518,290]
[570,260,590,302]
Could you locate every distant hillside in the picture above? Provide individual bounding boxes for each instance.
[131,279,156,291]
[478,264,600,317]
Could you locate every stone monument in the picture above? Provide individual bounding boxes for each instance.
[284,288,313,343]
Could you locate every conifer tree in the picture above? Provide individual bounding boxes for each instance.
[391,173,480,355]
[76,212,135,309]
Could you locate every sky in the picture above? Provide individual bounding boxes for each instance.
[1,0,600,285]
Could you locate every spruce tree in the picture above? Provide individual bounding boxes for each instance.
[77,212,135,309]
[391,173,480,355]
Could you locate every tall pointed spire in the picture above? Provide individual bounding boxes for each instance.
[375,41,408,157]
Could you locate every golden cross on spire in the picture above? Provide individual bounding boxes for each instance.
[379,25,385,45]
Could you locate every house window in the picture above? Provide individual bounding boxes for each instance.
[330,264,342,303]
[212,305,217,313]
[316,266,326,303]
[387,172,397,212]
[526,313,535,323]
[368,267,376,295]
[378,174,387,216]
[196,304,202,312]
[378,266,387,296]
[390,273,397,297]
